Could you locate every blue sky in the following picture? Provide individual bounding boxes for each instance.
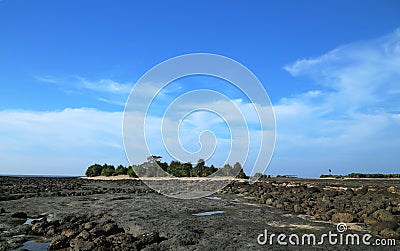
[0,0,399,177]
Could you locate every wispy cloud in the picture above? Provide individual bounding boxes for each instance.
[35,74,134,106]
[97,97,126,106]
[74,76,133,94]
[35,75,60,84]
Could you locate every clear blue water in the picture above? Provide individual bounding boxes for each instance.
[24,218,43,225]
[18,240,50,251]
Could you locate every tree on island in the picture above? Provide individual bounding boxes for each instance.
[84,156,249,179]
[85,164,102,177]
[101,164,115,177]
[115,165,128,175]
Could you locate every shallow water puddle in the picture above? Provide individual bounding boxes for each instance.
[24,217,43,225]
[205,196,221,200]
[18,240,50,251]
[192,211,225,216]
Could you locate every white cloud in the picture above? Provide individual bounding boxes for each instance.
[271,29,400,177]
[0,108,127,175]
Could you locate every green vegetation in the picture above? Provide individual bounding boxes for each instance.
[100,164,115,177]
[85,156,248,179]
[320,173,400,178]
[115,165,127,175]
[85,164,102,177]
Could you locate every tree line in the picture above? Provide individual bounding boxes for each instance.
[320,173,400,178]
[85,156,248,179]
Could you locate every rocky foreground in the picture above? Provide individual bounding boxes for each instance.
[0,176,399,250]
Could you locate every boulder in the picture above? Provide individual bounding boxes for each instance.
[70,238,95,251]
[379,228,400,239]
[363,217,378,225]
[11,212,27,219]
[387,186,397,193]
[102,222,124,235]
[77,230,91,240]
[265,198,274,205]
[372,209,396,222]
[331,212,353,223]
[356,187,368,196]
[293,204,304,213]
[321,209,338,221]
[344,189,355,197]
[307,187,320,194]
[61,228,79,238]
[83,221,97,230]
[370,221,398,234]
[49,235,69,250]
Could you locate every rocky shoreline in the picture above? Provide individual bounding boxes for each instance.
[223,178,400,239]
[0,176,399,250]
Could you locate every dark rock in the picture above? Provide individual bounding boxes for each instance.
[13,224,31,235]
[307,187,320,193]
[31,219,50,235]
[265,198,274,205]
[89,225,105,237]
[83,221,97,230]
[363,217,378,225]
[11,212,27,219]
[70,238,95,251]
[344,189,355,196]
[321,209,338,221]
[363,205,379,216]
[61,228,79,238]
[136,232,164,248]
[371,221,398,233]
[93,236,107,246]
[105,233,138,250]
[380,228,400,239]
[372,209,396,222]
[102,222,124,235]
[357,187,368,196]
[77,229,91,240]
[49,235,69,250]
[293,204,304,213]
[0,208,5,213]
[387,186,397,193]
[325,190,338,197]
[331,212,354,223]
[167,232,198,246]
[46,225,56,236]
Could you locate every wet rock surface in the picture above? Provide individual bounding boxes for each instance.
[0,176,399,250]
